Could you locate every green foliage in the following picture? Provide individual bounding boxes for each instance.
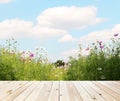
[49,68,66,80]
[0,34,120,80]
[0,38,54,80]
[66,35,120,80]
[54,60,65,67]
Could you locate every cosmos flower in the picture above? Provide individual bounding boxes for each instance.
[99,41,102,45]
[97,41,102,45]
[22,51,25,54]
[114,33,118,37]
[100,45,105,49]
[97,67,102,71]
[86,47,89,51]
[30,53,34,58]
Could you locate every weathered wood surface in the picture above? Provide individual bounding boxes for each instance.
[0,81,120,101]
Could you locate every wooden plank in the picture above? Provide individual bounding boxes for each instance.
[93,81,120,101]
[0,81,12,88]
[0,81,16,89]
[25,81,46,101]
[48,81,59,101]
[86,81,117,101]
[80,81,106,101]
[35,81,53,101]
[60,81,70,101]
[13,81,38,101]
[65,81,83,101]
[0,81,120,101]
[113,81,120,86]
[73,81,94,101]
[0,81,18,100]
[3,81,32,101]
[98,81,120,94]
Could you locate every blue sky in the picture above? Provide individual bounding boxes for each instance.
[0,0,120,62]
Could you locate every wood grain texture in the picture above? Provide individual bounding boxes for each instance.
[0,81,120,101]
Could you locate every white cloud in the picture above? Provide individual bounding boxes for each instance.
[79,30,111,44]
[0,19,33,38]
[0,18,68,39]
[112,24,120,33]
[58,34,77,43]
[62,49,78,56]
[79,24,120,45]
[61,49,78,61]
[31,25,68,39]
[0,0,11,3]
[37,6,105,30]
[0,6,105,40]
[61,48,90,61]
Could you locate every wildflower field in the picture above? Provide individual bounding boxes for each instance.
[0,34,120,80]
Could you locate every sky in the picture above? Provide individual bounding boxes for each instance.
[0,0,120,62]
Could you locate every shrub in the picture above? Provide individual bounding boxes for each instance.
[66,34,120,80]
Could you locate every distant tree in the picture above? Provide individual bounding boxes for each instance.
[54,60,65,67]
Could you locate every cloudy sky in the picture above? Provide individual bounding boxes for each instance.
[0,0,120,62]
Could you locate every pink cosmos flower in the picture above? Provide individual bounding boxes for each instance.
[97,41,102,45]
[22,51,25,54]
[30,53,34,58]
[86,47,89,51]
[100,45,105,49]
[114,33,118,37]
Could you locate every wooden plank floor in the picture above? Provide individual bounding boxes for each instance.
[0,81,120,101]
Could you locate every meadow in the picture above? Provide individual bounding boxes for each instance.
[0,34,120,80]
